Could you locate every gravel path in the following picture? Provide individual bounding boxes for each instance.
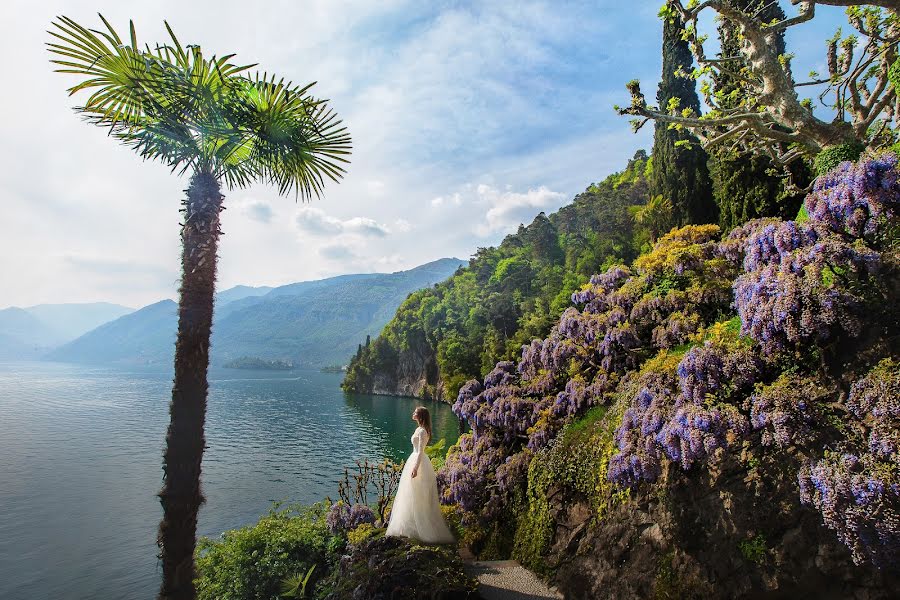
[463,560,563,600]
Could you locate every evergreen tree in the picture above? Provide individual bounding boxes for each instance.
[708,0,808,230]
[650,13,716,226]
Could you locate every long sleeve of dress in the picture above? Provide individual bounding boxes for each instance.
[413,428,427,469]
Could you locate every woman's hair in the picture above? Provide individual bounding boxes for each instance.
[413,406,432,441]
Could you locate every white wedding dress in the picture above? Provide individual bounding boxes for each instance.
[385,426,455,544]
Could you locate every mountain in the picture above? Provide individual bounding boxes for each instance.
[214,285,273,306]
[47,258,465,367]
[0,307,64,359]
[0,302,135,360]
[45,300,178,365]
[24,303,134,340]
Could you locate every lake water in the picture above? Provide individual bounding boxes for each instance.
[0,362,460,600]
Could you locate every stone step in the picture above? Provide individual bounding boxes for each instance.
[462,559,564,600]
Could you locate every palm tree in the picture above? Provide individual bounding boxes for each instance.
[48,15,351,600]
[634,194,674,243]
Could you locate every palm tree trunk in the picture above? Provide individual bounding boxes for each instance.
[158,170,223,600]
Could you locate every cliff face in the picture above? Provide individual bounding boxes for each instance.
[366,331,449,402]
[518,410,899,600]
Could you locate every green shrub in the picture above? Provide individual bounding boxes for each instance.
[739,534,767,564]
[513,405,627,574]
[346,523,382,546]
[195,503,336,600]
[813,142,865,176]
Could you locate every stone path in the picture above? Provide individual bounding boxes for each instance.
[460,554,564,600]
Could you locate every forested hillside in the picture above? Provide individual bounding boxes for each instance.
[342,152,652,399]
[48,259,463,367]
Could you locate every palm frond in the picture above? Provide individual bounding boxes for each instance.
[50,15,351,197]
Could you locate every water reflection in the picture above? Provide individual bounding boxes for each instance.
[343,392,461,461]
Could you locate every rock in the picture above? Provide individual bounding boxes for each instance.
[320,536,478,600]
[543,451,899,600]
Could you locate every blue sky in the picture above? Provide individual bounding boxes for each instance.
[0,0,848,308]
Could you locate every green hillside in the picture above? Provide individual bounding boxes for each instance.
[342,151,653,399]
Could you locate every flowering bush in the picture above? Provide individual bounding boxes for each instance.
[798,451,899,568]
[749,375,832,448]
[442,154,900,568]
[805,153,900,241]
[609,336,758,486]
[326,502,376,535]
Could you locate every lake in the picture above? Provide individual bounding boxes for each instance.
[0,362,460,600]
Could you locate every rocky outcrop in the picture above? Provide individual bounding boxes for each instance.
[320,535,478,599]
[370,331,445,401]
[544,449,898,600]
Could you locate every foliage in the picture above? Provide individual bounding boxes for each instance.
[618,2,900,175]
[345,523,381,547]
[48,16,350,197]
[512,406,626,573]
[635,195,676,242]
[815,143,867,177]
[739,534,768,565]
[279,564,316,599]
[426,438,448,471]
[317,536,478,600]
[649,13,716,226]
[195,504,335,600]
[706,1,806,231]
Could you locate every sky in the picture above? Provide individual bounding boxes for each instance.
[0,0,848,309]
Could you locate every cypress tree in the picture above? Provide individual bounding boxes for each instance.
[708,0,809,230]
[650,13,716,226]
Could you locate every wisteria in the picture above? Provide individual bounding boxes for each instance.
[847,360,900,463]
[609,341,756,486]
[749,376,831,448]
[444,224,756,518]
[733,219,881,355]
[437,154,900,570]
[806,153,900,241]
[798,451,900,568]
[608,372,674,486]
[326,502,377,535]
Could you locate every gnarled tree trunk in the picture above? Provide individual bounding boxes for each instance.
[158,170,223,600]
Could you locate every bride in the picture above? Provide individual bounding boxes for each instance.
[385,406,456,544]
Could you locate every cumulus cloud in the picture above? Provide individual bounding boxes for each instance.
[295,207,391,237]
[439,184,563,236]
[477,185,565,235]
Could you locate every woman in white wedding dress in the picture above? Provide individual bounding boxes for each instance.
[385,406,456,544]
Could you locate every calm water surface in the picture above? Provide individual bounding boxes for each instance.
[0,362,459,600]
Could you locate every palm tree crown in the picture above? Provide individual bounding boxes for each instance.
[48,14,351,196]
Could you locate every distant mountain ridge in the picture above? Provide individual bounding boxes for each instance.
[0,302,134,359]
[46,258,466,367]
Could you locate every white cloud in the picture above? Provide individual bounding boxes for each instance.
[242,200,274,223]
[478,185,566,235]
[295,207,391,237]
[431,193,462,208]
[434,184,564,236]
